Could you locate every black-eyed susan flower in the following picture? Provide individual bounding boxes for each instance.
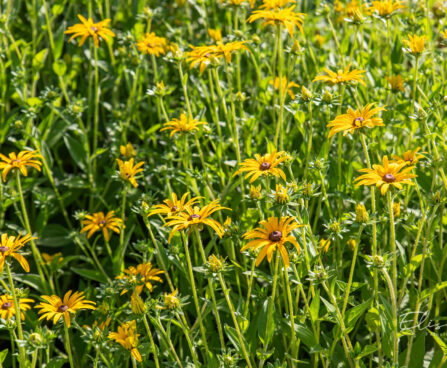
[80,211,123,242]
[208,28,222,42]
[0,294,34,320]
[391,147,425,165]
[403,34,426,54]
[35,290,96,327]
[369,0,405,17]
[327,103,385,138]
[259,0,293,9]
[0,233,36,273]
[0,150,42,182]
[354,155,417,195]
[186,45,220,74]
[164,200,230,242]
[241,217,303,267]
[214,41,250,63]
[120,143,136,159]
[247,6,305,37]
[108,320,142,362]
[160,114,207,137]
[117,262,164,295]
[136,32,167,56]
[148,193,201,218]
[234,150,289,183]
[116,158,145,188]
[313,65,366,86]
[270,77,299,99]
[64,14,115,47]
[386,75,405,92]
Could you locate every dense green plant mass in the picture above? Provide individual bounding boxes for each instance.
[1,0,447,367]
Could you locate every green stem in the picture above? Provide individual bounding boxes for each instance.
[381,268,399,366]
[274,24,285,150]
[142,315,160,368]
[411,56,419,116]
[118,185,127,272]
[283,266,297,364]
[92,45,100,158]
[64,322,75,368]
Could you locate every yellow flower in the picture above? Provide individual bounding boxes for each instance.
[130,292,147,315]
[369,1,405,17]
[64,14,115,47]
[403,34,426,54]
[0,150,42,182]
[117,262,164,295]
[148,193,201,218]
[391,147,425,165]
[241,217,303,267]
[315,34,326,47]
[80,211,123,242]
[234,150,289,183]
[35,290,96,327]
[108,320,142,362]
[116,158,145,188]
[120,143,136,159]
[160,114,207,137]
[0,294,34,321]
[347,239,356,251]
[270,77,299,99]
[355,203,369,223]
[313,65,366,86]
[42,252,63,265]
[215,41,250,63]
[259,0,293,9]
[275,184,289,204]
[320,238,331,253]
[247,6,305,37]
[136,32,167,56]
[164,200,230,243]
[186,45,220,74]
[208,28,222,42]
[162,289,180,310]
[327,103,385,138]
[393,202,401,218]
[250,184,262,199]
[0,233,36,273]
[386,75,405,92]
[355,155,417,195]
[441,30,447,39]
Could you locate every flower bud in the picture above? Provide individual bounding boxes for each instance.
[355,204,369,223]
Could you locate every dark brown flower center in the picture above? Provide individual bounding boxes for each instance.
[11,159,20,165]
[171,206,178,212]
[91,26,98,32]
[259,162,271,171]
[98,220,106,227]
[1,302,12,310]
[188,214,201,221]
[383,173,396,183]
[353,117,364,127]
[57,305,69,313]
[0,246,9,253]
[269,231,283,242]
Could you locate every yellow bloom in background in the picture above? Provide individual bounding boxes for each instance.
[315,34,326,47]
[347,239,356,251]
[313,65,366,86]
[0,150,42,182]
[234,150,289,183]
[208,28,222,42]
[65,14,115,47]
[186,45,220,74]
[275,184,289,204]
[215,41,250,63]
[355,203,369,223]
[0,233,36,273]
[162,289,180,310]
[160,114,207,137]
[120,143,136,159]
[117,262,164,295]
[108,320,142,362]
[386,75,405,92]
[441,30,447,39]
[370,0,405,17]
[241,217,303,267]
[355,155,417,195]
[116,158,145,188]
[35,290,96,327]
[320,238,331,253]
[247,6,305,37]
[259,0,293,9]
[80,211,123,242]
[42,252,63,265]
[148,193,201,218]
[391,147,425,165]
[403,34,426,54]
[327,103,385,138]
[270,77,300,99]
[0,294,34,320]
[393,201,401,218]
[136,32,167,56]
[250,184,262,199]
[164,200,230,242]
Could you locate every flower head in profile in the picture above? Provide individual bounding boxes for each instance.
[80,211,123,242]
[241,217,303,267]
[0,294,34,320]
[161,289,180,310]
[65,14,115,47]
[386,75,404,92]
[0,150,42,182]
[120,143,136,159]
[160,114,207,137]
[148,193,201,218]
[403,34,426,54]
[164,200,230,242]
[136,32,167,56]
[247,6,305,37]
[186,45,220,74]
[0,233,36,273]
[275,184,289,204]
[369,1,405,17]
[117,262,164,295]
[270,77,299,99]
[35,290,96,327]
[391,147,425,165]
[234,150,289,183]
[355,156,417,195]
[208,28,222,42]
[313,65,366,86]
[116,158,145,188]
[214,41,250,63]
[327,103,385,138]
[108,320,142,362]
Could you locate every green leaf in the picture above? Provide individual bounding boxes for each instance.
[32,48,48,70]
[71,267,108,284]
[294,324,317,348]
[0,349,8,363]
[37,224,71,247]
[407,332,425,368]
[53,60,67,76]
[428,330,447,356]
[63,134,88,171]
[344,298,372,332]
[258,298,275,345]
[310,289,320,322]
[403,254,424,278]
[420,281,447,300]
[13,274,50,292]
[355,344,377,360]
[46,357,66,368]
[365,307,380,332]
